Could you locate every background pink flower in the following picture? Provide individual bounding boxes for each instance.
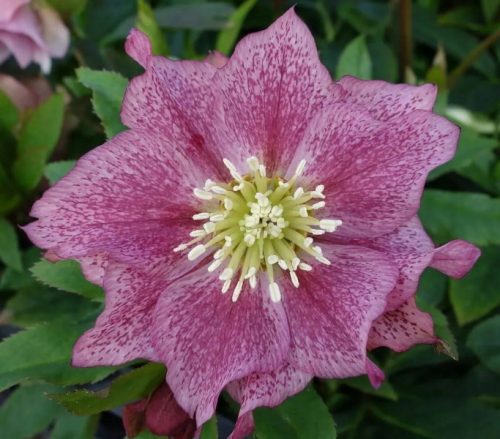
[0,0,69,72]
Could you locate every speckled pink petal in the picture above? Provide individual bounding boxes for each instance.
[125,28,151,68]
[0,0,30,22]
[73,255,193,366]
[213,7,343,173]
[430,240,480,278]
[348,217,435,311]
[338,76,437,121]
[366,358,385,388]
[23,129,207,267]
[284,244,398,379]
[228,412,254,439]
[227,363,311,421]
[368,298,436,352]
[294,105,459,238]
[122,32,225,177]
[151,269,290,426]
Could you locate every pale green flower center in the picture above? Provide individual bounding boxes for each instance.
[174,157,342,303]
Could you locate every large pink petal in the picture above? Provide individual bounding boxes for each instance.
[0,0,30,22]
[338,76,437,121]
[73,254,192,366]
[228,412,254,439]
[347,217,435,311]
[430,240,480,278]
[294,106,459,238]
[0,5,45,48]
[151,268,290,426]
[368,298,436,352]
[283,244,398,379]
[23,129,207,266]
[213,8,343,173]
[122,30,225,178]
[227,363,311,418]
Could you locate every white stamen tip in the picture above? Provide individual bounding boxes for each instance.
[208,259,223,272]
[219,268,234,281]
[188,244,206,261]
[278,259,288,270]
[258,164,266,177]
[267,255,279,265]
[173,243,188,252]
[189,229,206,238]
[269,282,281,302]
[293,187,304,199]
[210,214,225,222]
[317,255,331,265]
[249,275,257,289]
[290,271,299,288]
[193,212,210,220]
[232,280,244,302]
[292,257,300,271]
[319,219,343,232]
[223,158,243,182]
[211,185,227,195]
[244,234,256,246]
[299,262,313,271]
[303,237,313,247]
[214,249,225,259]
[203,222,216,233]
[299,206,308,217]
[247,156,260,171]
[204,179,216,190]
[310,228,326,236]
[312,201,326,210]
[245,267,257,279]
[194,188,213,200]
[222,279,231,294]
[295,159,306,176]
[224,198,234,210]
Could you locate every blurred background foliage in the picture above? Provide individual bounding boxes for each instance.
[0,0,499,438]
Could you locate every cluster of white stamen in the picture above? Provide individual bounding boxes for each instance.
[174,157,342,303]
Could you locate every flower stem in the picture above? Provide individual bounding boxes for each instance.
[447,29,500,89]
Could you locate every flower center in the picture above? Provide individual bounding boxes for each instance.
[174,157,342,303]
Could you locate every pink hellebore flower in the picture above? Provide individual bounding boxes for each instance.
[0,0,69,73]
[24,8,480,435]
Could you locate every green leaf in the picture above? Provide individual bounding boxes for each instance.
[0,247,40,290]
[154,3,234,30]
[137,0,169,56]
[254,386,336,439]
[419,190,500,246]
[76,68,128,138]
[44,160,76,185]
[0,216,22,271]
[0,90,19,131]
[467,316,500,374]
[428,129,498,181]
[31,259,104,301]
[200,415,218,439]
[50,362,166,415]
[216,0,257,55]
[0,317,112,391]
[416,268,447,306]
[46,0,88,16]
[0,384,64,439]
[13,93,65,192]
[450,246,500,325]
[5,286,100,326]
[417,299,458,359]
[51,413,99,439]
[367,38,397,82]
[336,35,372,80]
